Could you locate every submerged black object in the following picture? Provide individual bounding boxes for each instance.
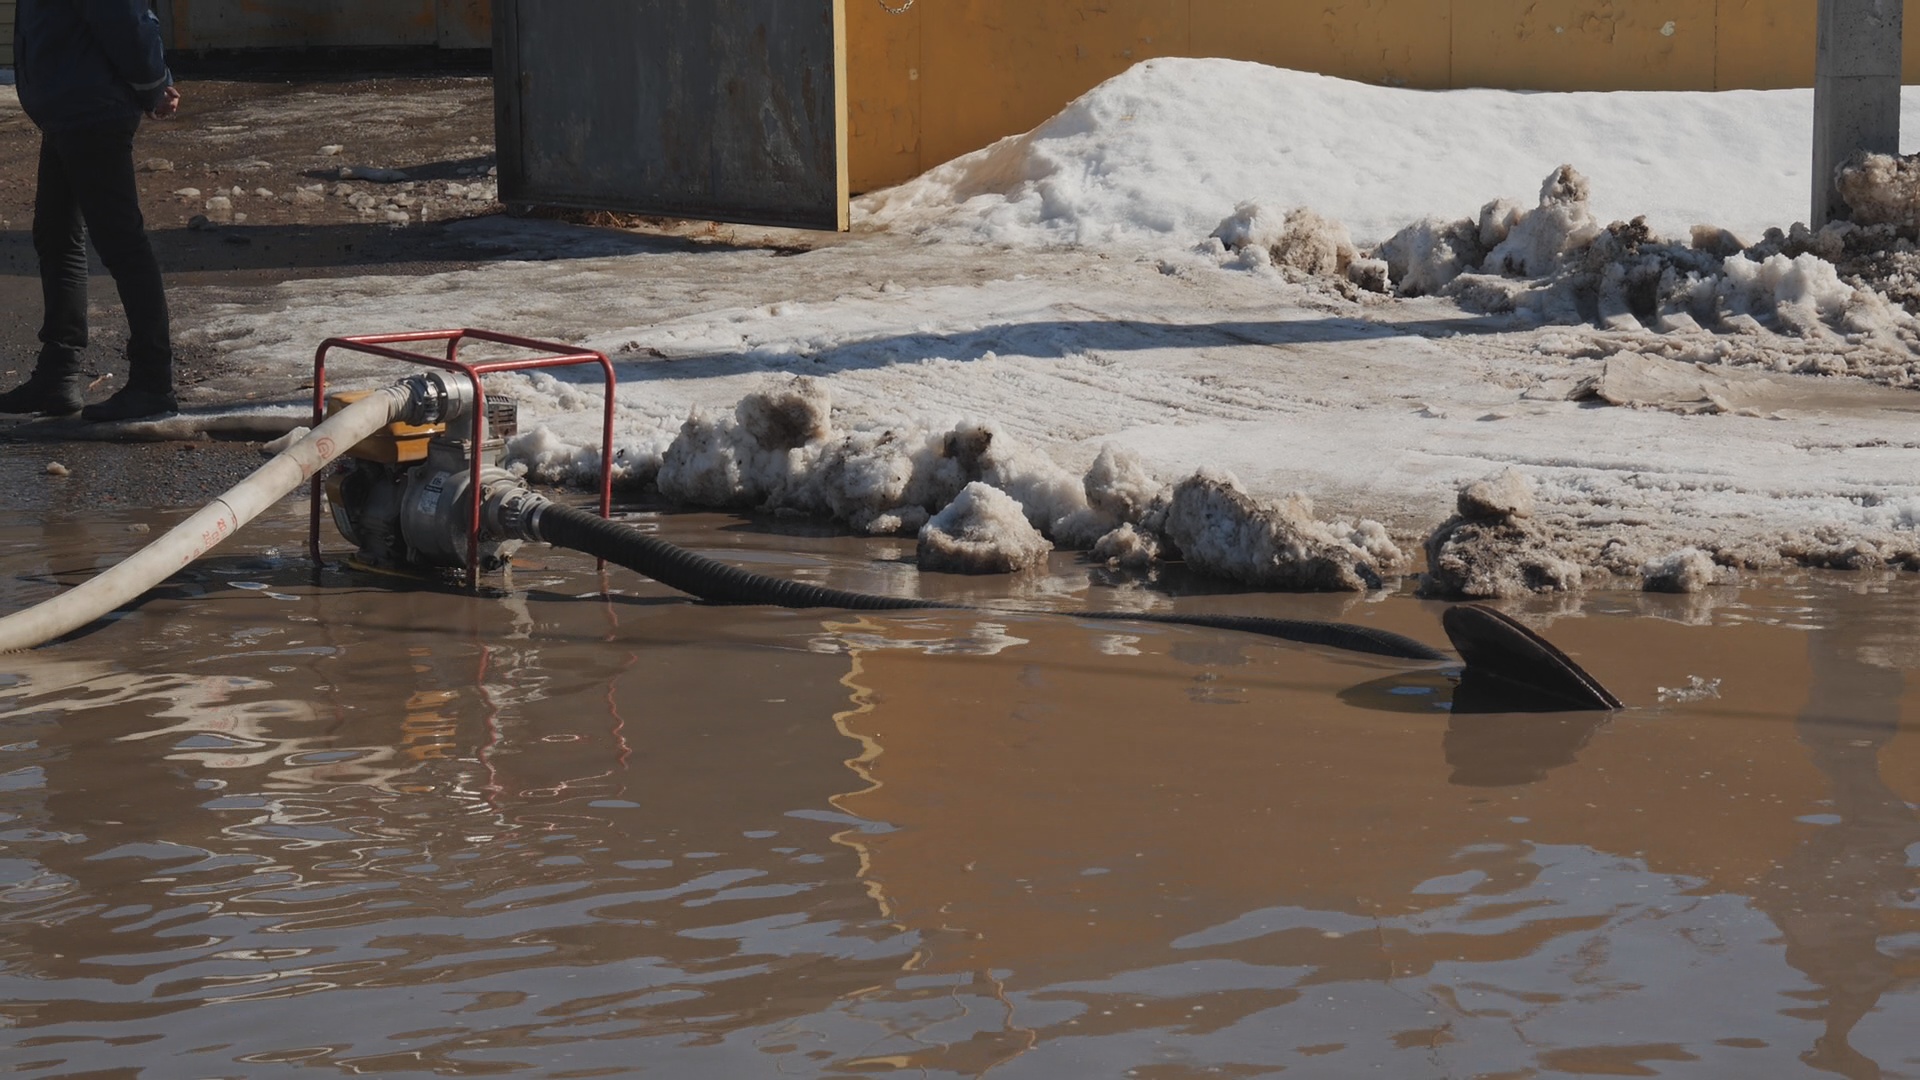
[529,503,1622,706]
[531,503,1449,660]
[1440,604,1623,712]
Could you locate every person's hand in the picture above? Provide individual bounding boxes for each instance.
[149,86,181,120]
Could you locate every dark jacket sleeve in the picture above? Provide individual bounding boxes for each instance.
[77,0,173,111]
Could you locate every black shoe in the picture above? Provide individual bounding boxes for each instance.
[82,386,178,423]
[0,366,84,416]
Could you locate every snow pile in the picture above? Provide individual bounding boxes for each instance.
[1421,471,1585,599]
[1483,167,1600,278]
[857,58,1920,248]
[1090,522,1161,571]
[1836,152,1920,230]
[1162,469,1405,592]
[1640,547,1723,594]
[1211,203,1358,281]
[1359,165,1920,373]
[917,482,1053,574]
[596,376,1167,547]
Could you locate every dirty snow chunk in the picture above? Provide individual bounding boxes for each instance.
[1641,547,1720,593]
[972,424,1109,545]
[1478,198,1524,249]
[319,144,345,156]
[1376,216,1484,296]
[137,157,172,172]
[260,426,311,455]
[1690,224,1747,258]
[1485,165,1600,278]
[657,406,773,509]
[736,375,831,449]
[507,423,659,489]
[1212,203,1357,278]
[1082,444,1161,521]
[1269,208,1356,277]
[1715,251,1886,336]
[918,482,1053,574]
[45,461,69,477]
[1836,151,1920,230]
[1212,201,1286,252]
[1162,469,1404,591]
[173,187,201,198]
[1421,515,1584,598]
[1421,473,1582,598]
[656,377,840,514]
[1092,522,1161,570]
[1458,469,1535,521]
[867,506,931,536]
[1347,258,1390,293]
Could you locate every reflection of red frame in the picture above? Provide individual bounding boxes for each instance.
[308,329,617,588]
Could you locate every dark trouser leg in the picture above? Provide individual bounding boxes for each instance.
[46,119,174,393]
[32,132,89,369]
[0,137,88,413]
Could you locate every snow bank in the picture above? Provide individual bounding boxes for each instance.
[857,58,1919,248]
[1349,163,1920,375]
[1163,469,1406,592]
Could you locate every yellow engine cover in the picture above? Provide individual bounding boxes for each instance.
[325,389,448,464]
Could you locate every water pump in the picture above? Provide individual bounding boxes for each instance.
[323,380,527,573]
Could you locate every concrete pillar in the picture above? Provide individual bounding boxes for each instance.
[1813,0,1904,226]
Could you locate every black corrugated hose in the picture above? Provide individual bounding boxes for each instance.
[532,503,1450,662]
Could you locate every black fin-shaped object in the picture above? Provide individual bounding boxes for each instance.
[1441,604,1623,713]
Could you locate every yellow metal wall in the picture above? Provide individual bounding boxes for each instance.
[846,0,1920,191]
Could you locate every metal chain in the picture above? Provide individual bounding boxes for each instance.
[876,0,916,13]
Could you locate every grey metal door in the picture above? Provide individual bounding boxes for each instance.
[492,0,848,231]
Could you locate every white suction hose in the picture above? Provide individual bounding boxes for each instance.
[0,380,437,653]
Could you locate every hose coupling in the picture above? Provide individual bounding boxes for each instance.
[398,372,477,426]
[483,485,553,543]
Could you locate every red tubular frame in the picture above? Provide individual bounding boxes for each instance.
[307,329,618,588]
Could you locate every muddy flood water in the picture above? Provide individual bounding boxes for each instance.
[5,449,1920,1079]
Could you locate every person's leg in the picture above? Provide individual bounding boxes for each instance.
[57,120,177,422]
[0,135,88,415]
